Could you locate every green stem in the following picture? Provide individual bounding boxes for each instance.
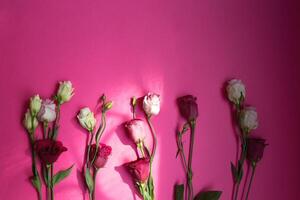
[51,165,54,200]
[234,137,247,200]
[30,139,43,200]
[187,120,195,200]
[92,168,99,200]
[52,103,61,140]
[86,132,95,168]
[91,112,106,165]
[177,127,188,174]
[245,164,256,200]
[146,116,157,200]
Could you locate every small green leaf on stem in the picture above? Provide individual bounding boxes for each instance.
[52,165,73,186]
[231,162,237,182]
[84,167,94,193]
[194,191,222,200]
[174,184,184,200]
[30,175,42,192]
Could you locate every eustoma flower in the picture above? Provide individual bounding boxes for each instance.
[226,79,262,200]
[176,95,198,200]
[77,107,97,132]
[239,107,258,133]
[30,95,42,116]
[125,158,151,200]
[35,139,67,165]
[38,99,57,123]
[177,95,198,121]
[125,119,147,144]
[125,158,150,183]
[89,143,112,169]
[245,137,267,200]
[56,81,74,104]
[77,94,113,200]
[246,138,267,164]
[226,79,246,105]
[143,93,160,116]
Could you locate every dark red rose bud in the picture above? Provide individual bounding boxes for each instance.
[246,138,267,164]
[35,139,67,165]
[90,143,112,168]
[177,95,198,121]
[125,158,150,183]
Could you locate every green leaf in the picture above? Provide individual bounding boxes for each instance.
[174,184,184,200]
[52,165,73,186]
[84,167,94,193]
[30,175,42,192]
[231,162,237,182]
[194,191,222,200]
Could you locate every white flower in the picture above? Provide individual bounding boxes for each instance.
[77,107,97,132]
[143,93,160,116]
[38,99,57,123]
[23,110,38,133]
[240,107,258,133]
[57,81,74,104]
[29,95,42,116]
[226,79,246,105]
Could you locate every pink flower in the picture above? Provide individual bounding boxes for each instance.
[125,158,150,183]
[125,119,146,143]
[89,143,112,168]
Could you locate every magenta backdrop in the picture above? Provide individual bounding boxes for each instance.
[0,0,299,199]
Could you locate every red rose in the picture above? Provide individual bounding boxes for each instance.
[35,139,67,165]
[125,158,150,183]
[177,95,198,121]
[90,143,112,168]
[246,138,267,164]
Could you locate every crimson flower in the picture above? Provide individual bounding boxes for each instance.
[89,143,112,168]
[125,158,150,183]
[35,139,67,165]
[246,137,267,164]
[177,95,198,121]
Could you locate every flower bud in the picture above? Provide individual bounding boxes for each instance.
[103,101,113,112]
[23,110,38,133]
[30,95,42,116]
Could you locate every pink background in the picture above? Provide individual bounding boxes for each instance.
[0,0,299,199]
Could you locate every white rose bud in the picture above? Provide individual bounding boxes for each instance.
[23,110,38,133]
[143,93,161,116]
[38,99,57,123]
[226,79,246,105]
[30,95,42,116]
[240,107,258,133]
[77,107,97,132]
[57,81,74,104]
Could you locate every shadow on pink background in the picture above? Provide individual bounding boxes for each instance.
[0,0,299,199]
